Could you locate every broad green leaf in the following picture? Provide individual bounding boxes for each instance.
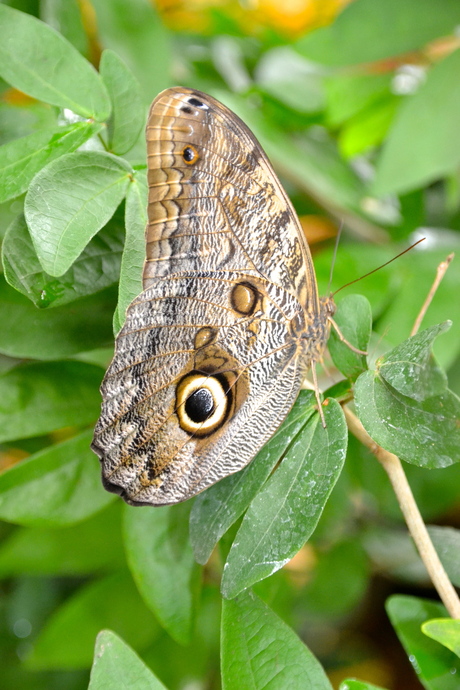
[0,4,110,120]
[0,430,115,527]
[221,399,347,598]
[190,390,317,566]
[91,0,172,103]
[328,294,371,379]
[0,276,116,358]
[354,371,460,468]
[325,73,393,128]
[26,570,159,670]
[0,121,102,203]
[115,169,147,331]
[123,503,197,645]
[40,0,90,57]
[296,0,460,67]
[3,213,123,308]
[100,49,145,155]
[338,96,399,159]
[0,360,103,443]
[221,590,333,690]
[373,50,460,196]
[0,503,124,576]
[378,323,450,401]
[386,595,460,689]
[25,151,132,276]
[254,47,324,114]
[302,539,369,618]
[340,681,388,690]
[89,630,168,690]
[422,619,460,658]
[427,526,460,588]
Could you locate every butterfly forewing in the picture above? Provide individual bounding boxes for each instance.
[92,87,329,505]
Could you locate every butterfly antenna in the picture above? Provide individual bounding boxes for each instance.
[332,237,426,297]
[327,219,343,294]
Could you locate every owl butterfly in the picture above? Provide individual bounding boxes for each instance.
[92,87,338,506]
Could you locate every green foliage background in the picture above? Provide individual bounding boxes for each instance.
[0,1,459,689]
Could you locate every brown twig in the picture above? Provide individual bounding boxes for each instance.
[343,407,460,618]
[344,253,460,617]
[410,253,454,336]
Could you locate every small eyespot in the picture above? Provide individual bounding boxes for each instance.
[182,145,199,165]
[188,97,208,109]
[194,327,217,350]
[181,106,193,114]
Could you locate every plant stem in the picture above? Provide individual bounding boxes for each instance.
[343,405,460,619]
[410,253,454,336]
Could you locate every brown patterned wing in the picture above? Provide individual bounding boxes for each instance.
[143,87,320,315]
[92,87,328,505]
[92,272,304,505]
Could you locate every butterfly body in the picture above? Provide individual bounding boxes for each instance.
[92,87,332,505]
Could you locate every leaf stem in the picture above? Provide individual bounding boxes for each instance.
[410,253,454,336]
[343,405,460,619]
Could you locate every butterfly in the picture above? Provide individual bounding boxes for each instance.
[91,87,339,506]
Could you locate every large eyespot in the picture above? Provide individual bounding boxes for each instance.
[176,373,229,436]
[182,145,199,164]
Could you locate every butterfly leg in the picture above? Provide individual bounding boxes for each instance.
[328,316,368,356]
[311,362,326,428]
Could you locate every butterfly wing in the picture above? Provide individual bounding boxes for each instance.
[92,87,326,505]
[143,87,320,314]
[92,272,303,505]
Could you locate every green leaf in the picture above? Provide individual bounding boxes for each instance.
[0,121,102,203]
[115,170,147,331]
[328,294,371,379]
[25,150,132,276]
[0,430,115,527]
[221,399,347,598]
[378,322,450,401]
[295,0,460,67]
[221,590,333,690]
[373,50,460,196]
[190,390,317,566]
[302,539,369,618]
[340,681,389,690]
[427,526,460,588]
[422,619,460,658]
[91,0,172,103]
[386,595,460,689]
[123,504,197,645]
[89,630,168,690]
[0,360,103,443]
[0,4,110,120]
[325,72,393,128]
[40,0,90,57]
[338,96,399,159]
[3,213,123,308]
[0,275,116,358]
[0,503,124,576]
[100,49,145,155]
[354,371,460,468]
[26,570,159,670]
